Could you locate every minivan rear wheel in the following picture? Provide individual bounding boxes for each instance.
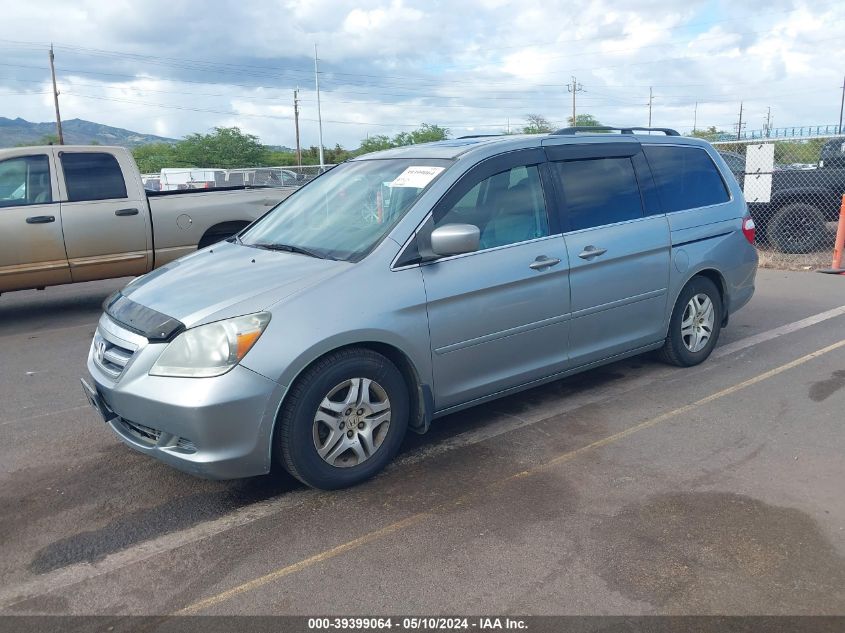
[275,348,409,489]
[659,277,722,367]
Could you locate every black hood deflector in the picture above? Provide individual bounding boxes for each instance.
[103,292,186,342]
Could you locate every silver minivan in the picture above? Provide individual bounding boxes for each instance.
[83,127,758,489]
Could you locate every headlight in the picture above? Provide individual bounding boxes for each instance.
[150,312,271,378]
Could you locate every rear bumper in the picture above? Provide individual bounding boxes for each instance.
[728,245,758,317]
[85,324,285,480]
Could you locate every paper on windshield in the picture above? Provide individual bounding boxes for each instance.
[389,166,445,188]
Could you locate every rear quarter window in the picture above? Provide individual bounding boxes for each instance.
[644,145,729,213]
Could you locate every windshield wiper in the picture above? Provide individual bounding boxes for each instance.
[249,242,326,259]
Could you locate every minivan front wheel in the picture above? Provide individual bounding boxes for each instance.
[275,348,409,489]
[659,277,723,367]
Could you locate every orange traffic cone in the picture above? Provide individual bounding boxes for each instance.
[818,194,845,275]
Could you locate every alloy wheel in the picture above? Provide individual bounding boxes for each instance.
[312,377,392,468]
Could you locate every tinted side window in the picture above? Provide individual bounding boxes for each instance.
[60,152,128,202]
[0,155,52,207]
[436,165,549,250]
[552,158,643,231]
[644,146,729,212]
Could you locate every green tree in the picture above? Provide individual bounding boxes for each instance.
[356,124,450,156]
[132,142,180,172]
[690,126,728,142]
[175,127,268,168]
[264,149,299,166]
[358,135,393,154]
[324,143,353,164]
[522,114,554,134]
[774,138,826,166]
[566,113,604,128]
[408,123,449,144]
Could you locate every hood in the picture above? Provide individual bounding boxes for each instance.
[121,241,348,328]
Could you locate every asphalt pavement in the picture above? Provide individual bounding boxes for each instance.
[0,269,843,615]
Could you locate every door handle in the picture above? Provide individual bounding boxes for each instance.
[26,215,55,224]
[115,208,139,216]
[529,255,562,271]
[578,245,607,260]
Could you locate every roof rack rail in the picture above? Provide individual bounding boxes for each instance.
[551,126,680,136]
[456,134,504,139]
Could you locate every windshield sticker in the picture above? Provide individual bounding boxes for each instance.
[389,166,445,188]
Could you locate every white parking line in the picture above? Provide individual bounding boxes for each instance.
[712,305,845,358]
[1,304,844,610]
[0,404,89,427]
[0,322,95,341]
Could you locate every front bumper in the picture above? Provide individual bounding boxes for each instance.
[85,316,285,480]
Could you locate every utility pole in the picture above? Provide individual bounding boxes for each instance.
[693,101,698,133]
[735,102,744,141]
[293,88,302,167]
[764,106,772,138]
[567,76,583,126]
[314,44,324,169]
[48,44,64,145]
[838,74,844,135]
[647,86,653,127]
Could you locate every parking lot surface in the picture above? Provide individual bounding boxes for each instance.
[0,269,844,615]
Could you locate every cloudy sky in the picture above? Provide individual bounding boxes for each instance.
[1,0,843,149]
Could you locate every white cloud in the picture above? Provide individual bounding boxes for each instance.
[0,0,843,150]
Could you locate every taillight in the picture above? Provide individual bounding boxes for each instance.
[742,215,756,245]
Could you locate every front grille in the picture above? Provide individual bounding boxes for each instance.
[113,417,197,453]
[92,315,146,379]
[176,437,197,453]
[93,333,135,377]
[120,419,162,445]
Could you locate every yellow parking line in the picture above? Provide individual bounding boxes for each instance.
[176,337,845,615]
[177,513,429,614]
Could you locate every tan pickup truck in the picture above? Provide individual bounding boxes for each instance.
[0,145,297,293]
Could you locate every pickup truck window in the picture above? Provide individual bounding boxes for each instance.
[0,155,52,208]
[60,152,128,202]
[644,146,729,213]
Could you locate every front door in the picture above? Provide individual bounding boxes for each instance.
[0,152,70,292]
[58,150,150,282]
[547,147,671,367]
[419,151,571,410]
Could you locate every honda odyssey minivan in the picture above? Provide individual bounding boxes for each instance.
[83,126,758,489]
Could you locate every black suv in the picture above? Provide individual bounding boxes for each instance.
[734,138,845,253]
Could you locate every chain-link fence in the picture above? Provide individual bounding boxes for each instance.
[712,136,845,269]
[141,165,335,192]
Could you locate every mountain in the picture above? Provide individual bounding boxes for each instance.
[0,117,177,148]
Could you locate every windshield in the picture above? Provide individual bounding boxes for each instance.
[240,158,452,261]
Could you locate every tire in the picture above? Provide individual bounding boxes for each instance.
[198,222,250,249]
[197,232,227,249]
[275,348,409,489]
[659,276,723,368]
[766,203,827,254]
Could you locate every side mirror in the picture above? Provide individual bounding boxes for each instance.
[430,223,480,257]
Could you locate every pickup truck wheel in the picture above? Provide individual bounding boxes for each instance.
[659,276,722,368]
[766,203,827,254]
[198,221,249,249]
[275,348,409,490]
